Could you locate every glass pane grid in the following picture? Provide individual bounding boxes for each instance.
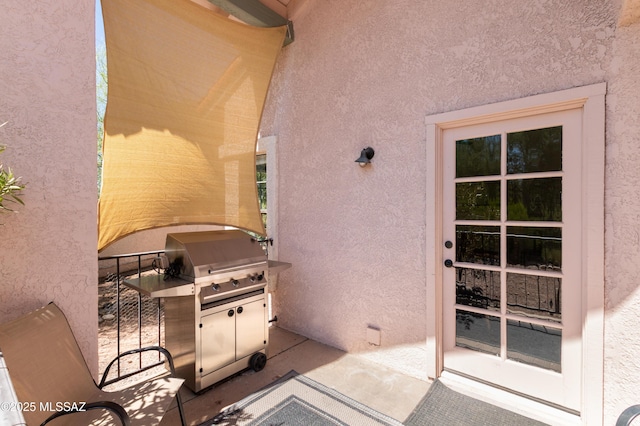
[454,175,502,183]
[505,171,563,180]
[504,266,562,279]
[453,125,564,373]
[453,262,501,273]
[504,312,563,329]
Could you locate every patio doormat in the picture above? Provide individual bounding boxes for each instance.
[200,370,403,425]
[404,379,550,426]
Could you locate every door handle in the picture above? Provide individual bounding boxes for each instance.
[444,259,453,268]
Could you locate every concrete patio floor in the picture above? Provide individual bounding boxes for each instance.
[159,327,432,426]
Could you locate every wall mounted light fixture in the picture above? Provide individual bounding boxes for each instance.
[355,147,375,167]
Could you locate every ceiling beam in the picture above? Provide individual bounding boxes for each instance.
[208,0,294,44]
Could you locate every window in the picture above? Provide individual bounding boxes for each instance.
[256,154,267,229]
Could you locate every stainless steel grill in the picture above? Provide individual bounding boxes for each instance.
[124,230,290,392]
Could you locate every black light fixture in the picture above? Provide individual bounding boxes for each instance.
[355,147,375,167]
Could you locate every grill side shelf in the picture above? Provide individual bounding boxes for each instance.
[123,274,195,298]
[267,260,292,275]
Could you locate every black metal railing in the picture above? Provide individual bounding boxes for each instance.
[98,250,165,383]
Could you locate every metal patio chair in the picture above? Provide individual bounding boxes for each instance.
[0,302,186,426]
[617,404,640,426]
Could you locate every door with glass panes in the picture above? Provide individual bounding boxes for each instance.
[442,108,582,411]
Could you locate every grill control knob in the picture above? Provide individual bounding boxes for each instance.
[257,273,264,281]
[249,274,256,283]
[231,279,239,287]
[211,284,221,291]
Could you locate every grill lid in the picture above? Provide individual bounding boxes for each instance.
[165,230,267,281]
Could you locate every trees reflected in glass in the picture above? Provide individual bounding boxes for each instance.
[456,181,500,221]
[507,126,562,174]
[456,135,501,178]
[507,177,562,221]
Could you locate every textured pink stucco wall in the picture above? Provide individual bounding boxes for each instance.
[0,2,98,372]
[260,0,640,422]
[603,19,640,425]
[0,0,638,421]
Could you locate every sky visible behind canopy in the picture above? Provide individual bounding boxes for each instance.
[96,0,105,49]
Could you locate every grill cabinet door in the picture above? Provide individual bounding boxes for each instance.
[235,299,265,360]
[200,308,236,375]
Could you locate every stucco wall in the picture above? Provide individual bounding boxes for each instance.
[260,0,638,422]
[0,0,638,422]
[0,1,98,372]
[603,18,640,425]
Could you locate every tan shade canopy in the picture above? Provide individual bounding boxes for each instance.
[98,0,286,251]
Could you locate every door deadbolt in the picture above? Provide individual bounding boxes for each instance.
[444,259,453,268]
[445,241,453,249]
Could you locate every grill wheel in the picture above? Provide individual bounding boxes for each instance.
[250,352,267,372]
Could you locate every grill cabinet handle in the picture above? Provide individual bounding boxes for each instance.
[228,309,234,317]
[237,306,244,314]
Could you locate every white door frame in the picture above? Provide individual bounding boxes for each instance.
[425,83,606,424]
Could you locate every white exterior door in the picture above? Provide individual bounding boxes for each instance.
[442,108,582,411]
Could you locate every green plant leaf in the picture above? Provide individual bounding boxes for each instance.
[0,139,26,214]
